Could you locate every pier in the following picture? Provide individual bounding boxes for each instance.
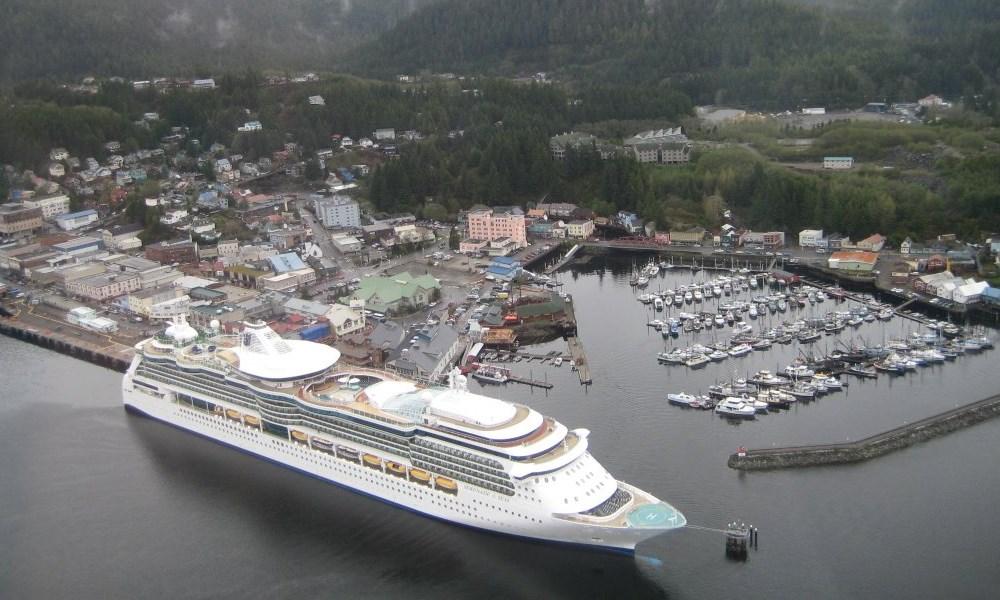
[543,244,581,275]
[0,313,133,372]
[728,393,1000,471]
[506,373,554,389]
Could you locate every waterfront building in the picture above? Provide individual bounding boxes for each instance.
[467,207,527,249]
[827,251,879,272]
[566,220,595,239]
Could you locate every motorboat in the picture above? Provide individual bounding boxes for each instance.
[667,392,699,407]
[728,344,753,357]
[708,349,729,362]
[653,296,665,311]
[685,354,711,369]
[715,397,757,419]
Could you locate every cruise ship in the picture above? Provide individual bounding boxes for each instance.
[123,318,686,553]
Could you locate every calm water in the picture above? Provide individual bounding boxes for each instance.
[3,255,1000,599]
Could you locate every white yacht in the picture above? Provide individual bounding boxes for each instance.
[714,398,756,419]
[123,319,686,553]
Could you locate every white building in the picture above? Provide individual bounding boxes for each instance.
[312,194,361,229]
[802,107,826,115]
[192,79,216,89]
[308,95,325,106]
[331,234,363,253]
[374,128,396,141]
[160,209,189,225]
[50,148,69,161]
[799,229,824,247]
[23,193,71,219]
[823,157,854,170]
[238,121,263,133]
[954,280,989,304]
[624,128,692,164]
[66,307,118,333]
[55,209,99,231]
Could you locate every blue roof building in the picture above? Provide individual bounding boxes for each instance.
[268,252,307,273]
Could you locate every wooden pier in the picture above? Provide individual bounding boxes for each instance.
[566,336,592,385]
[728,393,1000,471]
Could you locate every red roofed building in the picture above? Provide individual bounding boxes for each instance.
[827,251,879,272]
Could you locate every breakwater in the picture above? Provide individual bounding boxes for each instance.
[0,317,132,373]
[728,393,1000,470]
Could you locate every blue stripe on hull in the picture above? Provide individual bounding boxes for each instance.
[123,403,636,556]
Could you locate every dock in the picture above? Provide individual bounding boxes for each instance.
[566,336,592,384]
[728,393,1000,471]
[544,244,581,274]
[507,373,554,389]
[0,313,133,372]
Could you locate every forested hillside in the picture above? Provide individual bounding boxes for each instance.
[353,0,1000,110]
[0,0,434,81]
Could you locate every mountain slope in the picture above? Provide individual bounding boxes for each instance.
[0,0,436,81]
[352,0,1000,108]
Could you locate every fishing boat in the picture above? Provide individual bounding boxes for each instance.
[749,370,790,387]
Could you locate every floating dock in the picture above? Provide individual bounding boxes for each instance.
[729,393,1000,471]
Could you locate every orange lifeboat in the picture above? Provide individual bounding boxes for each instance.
[225,408,241,421]
[409,468,431,485]
[386,461,406,477]
[435,476,458,494]
[243,415,261,428]
[362,453,382,469]
[290,430,308,443]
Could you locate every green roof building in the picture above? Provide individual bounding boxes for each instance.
[346,272,440,314]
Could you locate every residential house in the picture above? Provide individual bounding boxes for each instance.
[823,157,854,169]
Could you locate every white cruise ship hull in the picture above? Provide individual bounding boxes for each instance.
[123,385,672,553]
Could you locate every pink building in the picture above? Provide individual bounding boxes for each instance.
[466,207,527,248]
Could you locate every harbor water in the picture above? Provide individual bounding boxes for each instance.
[3,253,1000,599]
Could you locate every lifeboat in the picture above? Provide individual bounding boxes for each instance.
[386,461,406,477]
[435,476,458,494]
[311,437,334,452]
[212,405,225,416]
[290,430,309,443]
[336,445,360,462]
[243,415,261,428]
[225,408,241,421]
[409,468,431,485]
[362,453,382,469]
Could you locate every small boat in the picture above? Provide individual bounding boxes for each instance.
[653,296,665,311]
[225,408,242,421]
[748,305,758,319]
[386,461,407,477]
[243,414,261,428]
[758,390,792,409]
[694,290,704,303]
[685,354,710,369]
[435,476,458,494]
[657,350,687,364]
[473,365,509,384]
[846,364,878,378]
[715,397,757,419]
[752,339,772,351]
[637,276,650,288]
[291,429,309,443]
[787,383,816,400]
[362,453,383,469]
[728,344,753,357]
[797,329,822,343]
[708,349,729,362]
[667,392,699,407]
[684,291,693,303]
[714,315,726,328]
[638,293,655,304]
[554,357,563,367]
